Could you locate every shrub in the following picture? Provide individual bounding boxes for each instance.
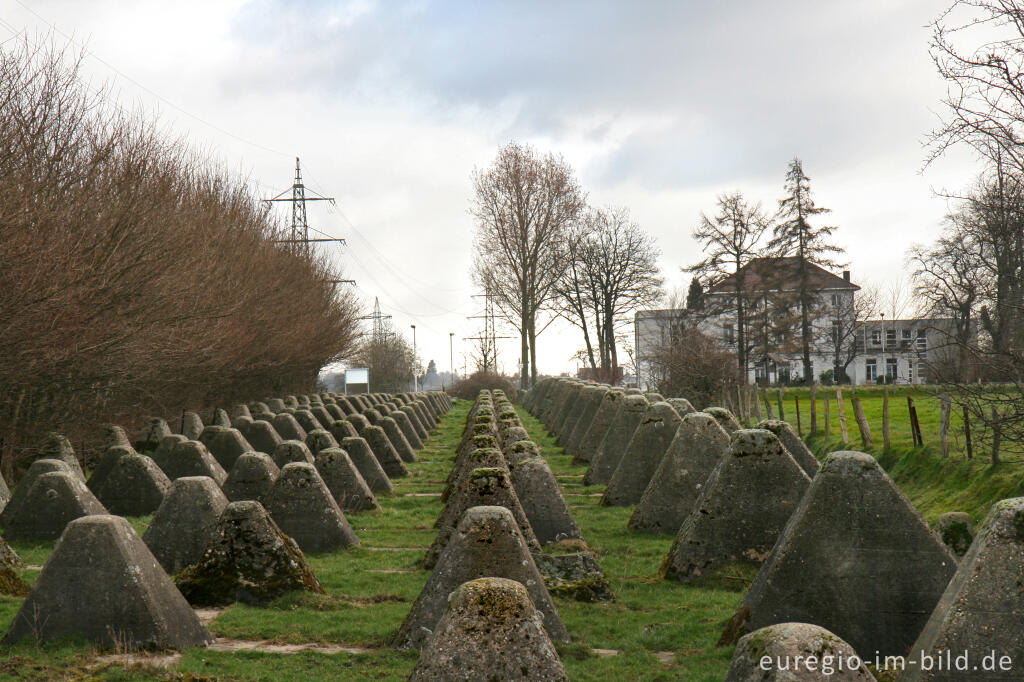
[447,372,516,401]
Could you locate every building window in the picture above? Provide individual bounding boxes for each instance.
[902,329,912,340]
[886,357,898,379]
[723,323,734,345]
[866,358,877,381]
[886,329,896,345]
[830,294,839,306]
[908,360,914,382]
[916,329,927,351]
[871,330,881,345]
[831,320,841,345]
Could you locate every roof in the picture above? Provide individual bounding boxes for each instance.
[705,257,860,294]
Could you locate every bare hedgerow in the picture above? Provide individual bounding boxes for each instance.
[0,39,361,476]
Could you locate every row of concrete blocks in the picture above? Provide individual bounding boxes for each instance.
[527,377,1024,681]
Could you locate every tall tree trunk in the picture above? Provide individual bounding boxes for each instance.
[520,309,530,390]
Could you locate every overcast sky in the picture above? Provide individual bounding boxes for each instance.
[0,0,983,377]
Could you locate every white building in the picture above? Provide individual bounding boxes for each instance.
[635,258,967,388]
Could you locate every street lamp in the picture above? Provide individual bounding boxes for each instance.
[449,332,454,383]
[411,324,417,391]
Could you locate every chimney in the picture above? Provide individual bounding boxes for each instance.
[843,270,850,283]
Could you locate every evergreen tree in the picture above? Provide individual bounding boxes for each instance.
[769,158,844,386]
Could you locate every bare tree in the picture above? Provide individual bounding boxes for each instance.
[822,283,880,383]
[769,158,845,385]
[688,192,770,382]
[471,142,585,389]
[350,321,417,393]
[647,327,742,409]
[556,206,663,383]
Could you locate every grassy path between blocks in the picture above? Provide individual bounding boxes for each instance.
[0,399,741,680]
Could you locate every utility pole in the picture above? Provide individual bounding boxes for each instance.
[449,332,454,381]
[360,297,393,344]
[263,158,354,293]
[411,324,418,391]
[467,290,513,373]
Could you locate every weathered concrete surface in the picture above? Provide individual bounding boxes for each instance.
[394,506,567,650]
[223,452,280,504]
[181,411,204,440]
[0,459,71,530]
[264,462,360,553]
[305,428,340,457]
[573,390,623,465]
[401,405,429,443]
[381,416,417,463]
[509,456,581,544]
[155,439,227,485]
[408,577,569,682]
[143,476,229,575]
[329,420,359,443]
[423,467,540,570]
[4,471,107,541]
[340,436,393,494]
[724,451,957,660]
[705,407,741,433]
[39,433,85,480]
[440,445,506,506]
[903,497,1024,682]
[661,429,811,584]
[201,427,253,472]
[271,413,307,442]
[392,410,423,450]
[86,444,136,500]
[0,471,9,517]
[533,550,614,603]
[725,623,876,681]
[314,448,379,512]
[238,420,283,460]
[563,386,608,457]
[272,439,316,468]
[3,515,213,649]
[136,418,173,452]
[667,398,696,418]
[362,425,408,478]
[756,420,820,478]
[504,440,542,467]
[602,401,683,506]
[175,500,324,606]
[0,533,27,596]
[629,411,731,534]
[934,511,974,558]
[584,394,649,485]
[93,452,171,516]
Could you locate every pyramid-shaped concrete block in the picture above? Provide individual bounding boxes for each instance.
[2,515,212,649]
[238,419,283,458]
[392,410,423,450]
[401,405,429,442]
[101,424,133,450]
[381,416,417,463]
[329,419,359,443]
[757,420,819,477]
[181,411,204,440]
[86,444,136,499]
[310,406,334,430]
[136,417,173,451]
[0,471,9,517]
[603,401,683,506]
[661,429,811,584]
[273,439,316,468]
[362,425,408,478]
[223,452,280,503]
[272,413,307,442]
[441,441,504,504]
[629,411,731,534]
[175,500,324,606]
[93,452,171,516]
[423,467,539,569]
[306,428,340,457]
[395,506,567,650]
[584,394,648,485]
[347,413,371,434]
[903,497,1024,681]
[266,398,286,412]
[0,459,71,530]
[201,427,253,471]
[293,409,325,434]
[212,407,232,427]
[556,385,591,447]
[0,534,27,596]
[39,432,85,480]
[724,451,956,659]
[725,623,876,681]
[155,439,227,485]
[340,436,393,494]
[315,448,379,512]
[143,476,229,575]
[409,577,569,682]
[498,425,531,451]
[265,462,360,553]
[509,456,581,545]
[705,407,741,433]
[564,386,607,456]
[231,403,253,421]
[934,511,974,557]
[504,440,542,467]
[4,471,107,541]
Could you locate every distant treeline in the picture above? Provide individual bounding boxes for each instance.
[0,41,361,473]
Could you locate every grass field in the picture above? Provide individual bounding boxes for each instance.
[749,385,1024,523]
[0,399,745,681]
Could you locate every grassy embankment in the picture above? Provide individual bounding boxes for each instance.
[0,399,742,681]
[757,385,1024,523]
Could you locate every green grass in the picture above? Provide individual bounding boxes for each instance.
[0,398,746,680]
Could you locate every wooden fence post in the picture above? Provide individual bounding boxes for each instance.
[777,388,786,422]
[809,383,818,435]
[907,397,923,447]
[762,388,775,419]
[823,392,831,438]
[836,389,849,444]
[795,395,802,436]
[882,387,891,452]
[940,393,951,459]
[963,406,973,460]
[850,391,873,449]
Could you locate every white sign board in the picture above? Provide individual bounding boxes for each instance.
[345,368,369,384]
